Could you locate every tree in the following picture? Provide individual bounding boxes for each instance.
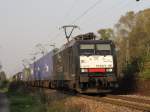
[114,12,136,76]
[97,28,114,40]
[115,11,136,38]
[129,9,150,58]
[0,71,6,81]
[114,8,150,78]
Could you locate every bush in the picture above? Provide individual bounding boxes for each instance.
[118,59,140,93]
[0,80,9,88]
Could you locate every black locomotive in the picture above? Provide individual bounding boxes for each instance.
[13,33,118,93]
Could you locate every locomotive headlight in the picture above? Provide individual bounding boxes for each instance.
[106,68,113,72]
[81,68,88,72]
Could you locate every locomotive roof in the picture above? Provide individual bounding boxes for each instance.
[55,33,113,55]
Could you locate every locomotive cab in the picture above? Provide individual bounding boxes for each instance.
[74,34,118,93]
[49,33,118,93]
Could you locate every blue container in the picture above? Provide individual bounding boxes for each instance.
[29,50,54,81]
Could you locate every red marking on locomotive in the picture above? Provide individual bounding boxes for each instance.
[88,68,106,73]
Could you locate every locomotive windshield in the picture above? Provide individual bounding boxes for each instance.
[96,44,111,55]
[80,44,94,55]
[96,44,111,51]
[79,44,112,55]
[80,44,94,49]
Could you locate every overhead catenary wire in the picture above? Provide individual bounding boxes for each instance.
[51,1,120,40]
[79,0,127,25]
[61,0,79,25]
[71,0,104,24]
[51,0,104,42]
[48,0,79,45]
[51,0,139,43]
[82,0,134,28]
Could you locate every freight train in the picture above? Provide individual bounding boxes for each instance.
[13,33,118,93]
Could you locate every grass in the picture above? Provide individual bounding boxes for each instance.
[6,81,82,112]
[7,91,46,112]
[6,81,47,112]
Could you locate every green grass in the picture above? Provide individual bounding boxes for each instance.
[6,81,47,112]
[6,82,81,112]
[8,91,81,112]
[7,90,46,112]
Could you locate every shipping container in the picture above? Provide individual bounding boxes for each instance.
[30,50,54,81]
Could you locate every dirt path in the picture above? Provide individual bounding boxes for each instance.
[0,92,10,112]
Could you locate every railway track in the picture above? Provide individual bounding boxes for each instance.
[78,94,150,112]
[107,95,150,105]
[32,87,150,111]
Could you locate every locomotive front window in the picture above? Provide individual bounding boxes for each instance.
[80,44,94,55]
[80,44,94,50]
[96,44,111,55]
[96,44,111,51]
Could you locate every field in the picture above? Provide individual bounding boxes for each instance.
[6,81,82,112]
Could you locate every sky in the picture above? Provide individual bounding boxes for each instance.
[0,0,150,77]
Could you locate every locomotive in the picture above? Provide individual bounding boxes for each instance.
[13,33,118,93]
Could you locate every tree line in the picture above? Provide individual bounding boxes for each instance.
[98,8,150,79]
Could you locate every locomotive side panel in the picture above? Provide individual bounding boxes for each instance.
[53,45,78,89]
[61,46,77,89]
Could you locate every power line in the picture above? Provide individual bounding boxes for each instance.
[48,0,79,45]
[82,0,132,28]
[71,0,104,24]
[62,0,79,24]
[51,0,103,42]
[53,0,124,40]
[51,0,136,43]
[52,0,122,41]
